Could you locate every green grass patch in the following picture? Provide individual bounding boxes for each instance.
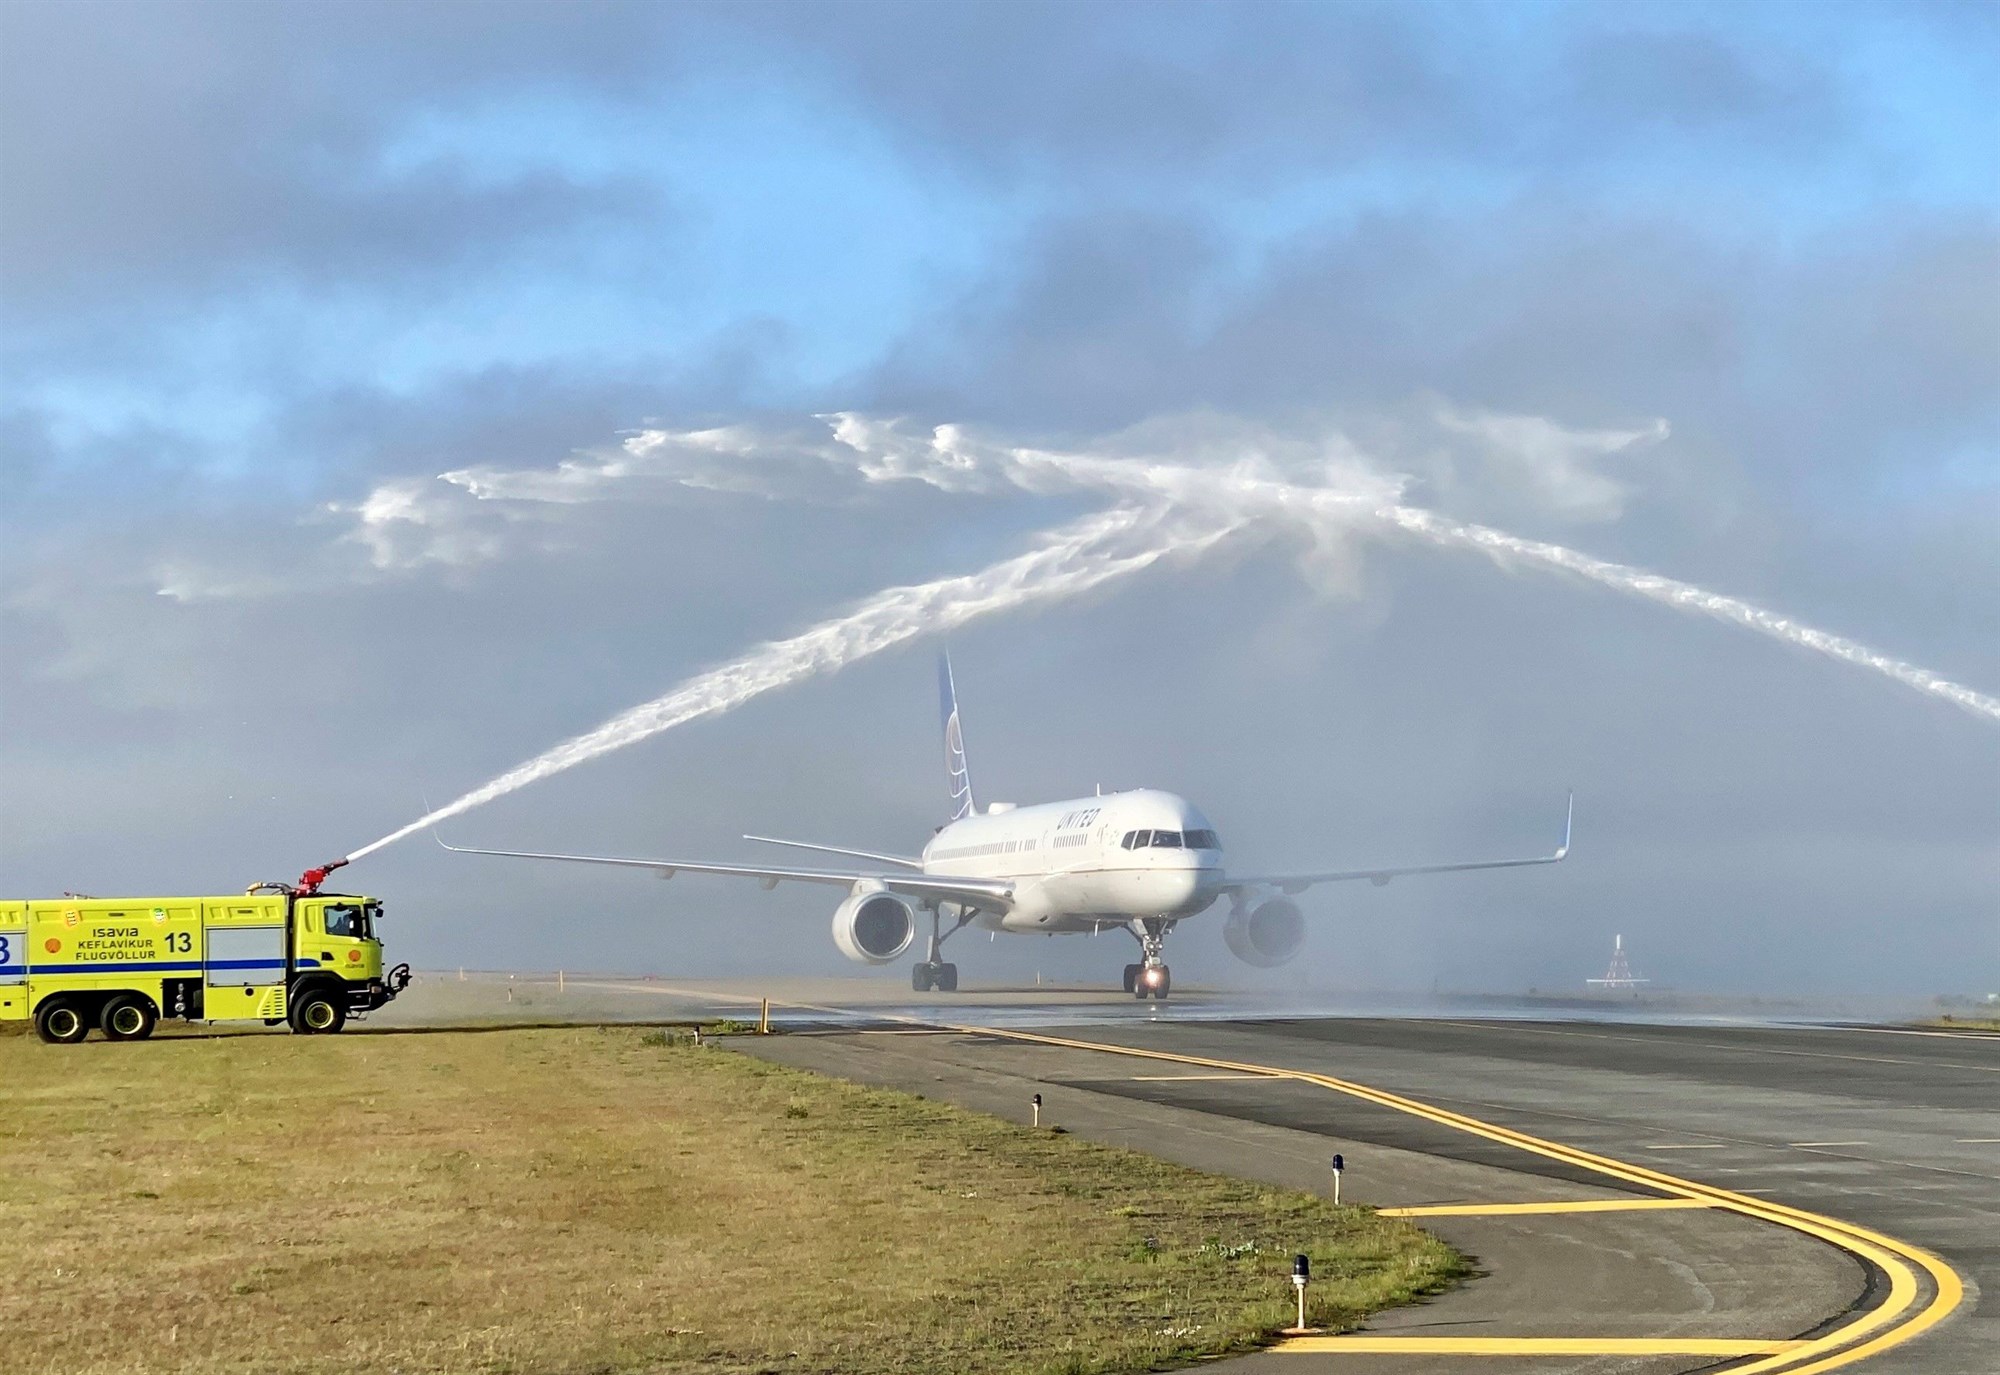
[1929,1015,2000,1032]
[0,1024,1461,1374]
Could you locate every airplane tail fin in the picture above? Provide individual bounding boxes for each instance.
[939,650,977,822]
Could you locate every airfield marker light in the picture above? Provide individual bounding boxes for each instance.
[759,997,771,1035]
[1032,1092,1043,1128]
[1331,1153,1344,1205]
[1289,1254,1313,1333]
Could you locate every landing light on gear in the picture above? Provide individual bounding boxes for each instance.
[1126,917,1175,1000]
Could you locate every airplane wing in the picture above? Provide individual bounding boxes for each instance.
[1224,794,1572,896]
[436,837,1014,911]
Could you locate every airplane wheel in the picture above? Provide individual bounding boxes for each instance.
[912,963,934,993]
[1121,963,1139,993]
[1135,966,1171,1000]
[935,963,958,993]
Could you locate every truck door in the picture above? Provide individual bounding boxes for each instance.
[309,900,379,980]
[203,910,288,1020]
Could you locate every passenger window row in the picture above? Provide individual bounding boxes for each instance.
[1119,829,1220,850]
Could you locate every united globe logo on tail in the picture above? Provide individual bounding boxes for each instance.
[939,651,976,823]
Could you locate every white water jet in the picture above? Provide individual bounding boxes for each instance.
[346,506,1235,860]
[804,423,2000,726]
[344,410,1995,865]
[1376,504,2000,724]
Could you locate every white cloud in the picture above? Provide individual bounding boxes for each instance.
[329,476,517,572]
[136,403,1671,611]
[1433,404,1669,523]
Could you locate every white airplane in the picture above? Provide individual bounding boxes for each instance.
[443,654,1571,999]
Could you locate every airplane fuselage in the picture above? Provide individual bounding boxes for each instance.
[919,788,1226,933]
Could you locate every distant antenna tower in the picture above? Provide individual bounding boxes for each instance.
[1586,933,1648,989]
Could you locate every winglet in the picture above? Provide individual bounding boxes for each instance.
[1554,791,1574,861]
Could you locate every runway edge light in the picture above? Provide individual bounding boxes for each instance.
[1286,1254,1317,1334]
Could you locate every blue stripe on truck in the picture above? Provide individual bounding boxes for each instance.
[20,958,329,974]
[28,959,304,975]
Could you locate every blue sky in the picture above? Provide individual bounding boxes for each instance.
[6,1,1993,494]
[2,1,1995,994]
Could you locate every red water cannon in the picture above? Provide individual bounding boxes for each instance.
[296,858,350,895]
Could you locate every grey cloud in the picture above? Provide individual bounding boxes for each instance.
[1,0,1874,332]
[869,201,1998,518]
[751,0,1471,180]
[1563,25,1842,143]
[0,1,671,320]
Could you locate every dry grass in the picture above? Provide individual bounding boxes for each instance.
[0,1024,1461,1374]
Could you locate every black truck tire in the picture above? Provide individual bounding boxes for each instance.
[290,986,347,1035]
[100,994,158,1041]
[35,998,90,1044]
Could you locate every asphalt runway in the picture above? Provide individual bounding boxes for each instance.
[370,975,1995,1372]
[722,1006,1995,1375]
[1061,1018,1993,1374]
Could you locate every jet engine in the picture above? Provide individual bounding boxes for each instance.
[831,888,916,965]
[1223,897,1306,968]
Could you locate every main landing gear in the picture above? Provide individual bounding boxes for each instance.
[913,905,974,994]
[1125,918,1174,1000]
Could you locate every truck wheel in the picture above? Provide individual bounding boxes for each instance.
[35,999,90,1044]
[291,988,346,1035]
[100,994,158,1042]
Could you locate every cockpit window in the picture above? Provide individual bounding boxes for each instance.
[1150,830,1183,848]
[323,904,368,939]
[1184,829,1220,850]
[1122,830,1148,849]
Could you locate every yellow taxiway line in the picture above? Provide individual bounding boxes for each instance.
[1276,1336,1806,1356]
[572,981,1965,1373]
[1376,1197,1718,1217]
[941,1023,1965,1375]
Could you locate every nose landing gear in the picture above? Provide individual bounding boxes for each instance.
[1125,918,1174,1000]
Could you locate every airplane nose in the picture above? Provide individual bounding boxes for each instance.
[1162,864,1201,907]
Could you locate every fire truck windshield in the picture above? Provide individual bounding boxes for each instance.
[323,903,369,938]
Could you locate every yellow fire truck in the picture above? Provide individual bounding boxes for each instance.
[0,861,409,1043]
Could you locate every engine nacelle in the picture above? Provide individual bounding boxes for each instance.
[1224,897,1306,968]
[831,888,917,965]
